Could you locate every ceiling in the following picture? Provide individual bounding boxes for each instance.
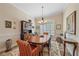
[12,3,67,18]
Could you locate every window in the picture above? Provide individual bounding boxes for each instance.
[40,20,55,36]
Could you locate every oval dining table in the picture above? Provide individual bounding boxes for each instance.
[28,35,51,56]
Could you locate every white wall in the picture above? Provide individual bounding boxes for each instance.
[63,3,79,55]
[0,3,34,52]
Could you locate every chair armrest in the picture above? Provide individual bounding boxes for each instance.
[32,47,39,56]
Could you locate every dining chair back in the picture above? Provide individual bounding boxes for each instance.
[43,32,48,35]
[24,32,32,41]
[16,40,41,56]
[16,40,32,56]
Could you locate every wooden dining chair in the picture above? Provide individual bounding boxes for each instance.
[43,32,51,55]
[56,36,64,55]
[16,40,41,56]
[43,32,49,46]
[24,33,40,47]
[24,32,32,41]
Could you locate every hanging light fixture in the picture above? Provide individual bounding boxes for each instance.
[38,6,47,24]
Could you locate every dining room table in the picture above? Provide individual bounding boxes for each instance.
[28,35,51,56]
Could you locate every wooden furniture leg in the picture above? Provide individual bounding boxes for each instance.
[41,45,44,56]
[63,41,66,56]
[48,44,50,56]
[73,44,78,56]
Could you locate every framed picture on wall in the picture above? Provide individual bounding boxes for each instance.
[13,21,16,29]
[56,24,61,30]
[5,21,12,28]
[66,11,76,34]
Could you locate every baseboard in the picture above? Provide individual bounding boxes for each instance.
[0,44,17,54]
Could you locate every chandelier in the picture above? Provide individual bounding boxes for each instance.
[38,6,47,24]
